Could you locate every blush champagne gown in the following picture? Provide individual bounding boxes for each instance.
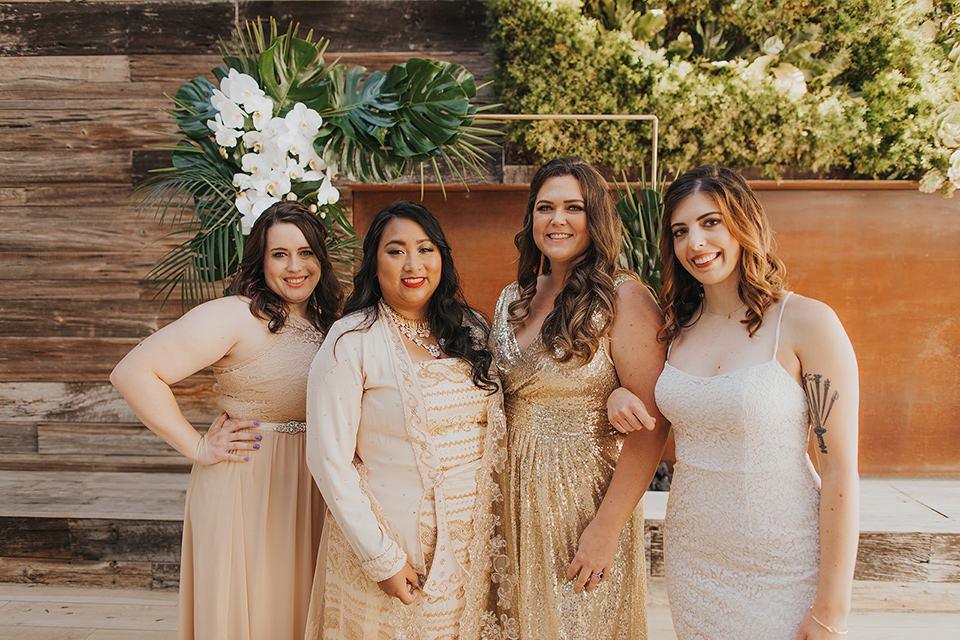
[178,314,324,640]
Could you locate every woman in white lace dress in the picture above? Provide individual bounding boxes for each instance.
[609,165,860,639]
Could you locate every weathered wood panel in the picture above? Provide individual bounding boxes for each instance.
[0,453,193,473]
[0,556,154,588]
[855,532,932,582]
[0,1,490,56]
[37,423,188,457]
[0,150,131,184]
[0,517,71,559]
[0,382,216,423]
[70,519,181,563]
[0,422,37,454]
[0,298,179,339]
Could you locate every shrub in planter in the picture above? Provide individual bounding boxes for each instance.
[489,0,960,195]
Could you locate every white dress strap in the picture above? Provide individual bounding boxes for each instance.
[772,292,793,359]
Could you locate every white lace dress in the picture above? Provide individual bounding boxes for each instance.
[654,294,820,640]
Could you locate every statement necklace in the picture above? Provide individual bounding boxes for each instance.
[382,303,443,358]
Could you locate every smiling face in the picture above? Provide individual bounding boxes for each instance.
[262,222,322,314]
[376,216,442,319]
[532,174,592,271]
[669,190,742,287]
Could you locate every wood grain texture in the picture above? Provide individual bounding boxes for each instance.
[37,422,189,457]
[0,381,217,423]
[0,297,179,339]
[1,1,489,55]
[0,556,153,588]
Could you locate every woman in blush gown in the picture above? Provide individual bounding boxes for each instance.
[610,165,860,639]
[490,156,669,639]
[111,201,342,640]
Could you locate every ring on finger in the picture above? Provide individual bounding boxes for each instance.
[591,571,604,580]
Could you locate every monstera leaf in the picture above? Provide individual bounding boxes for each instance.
[383,59,478,159]
[170,77,219,140]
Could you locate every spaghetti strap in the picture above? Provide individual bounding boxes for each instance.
[772,292,792,359]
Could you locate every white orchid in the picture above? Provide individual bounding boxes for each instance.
[207,113,243,147]
[316,169,340,206]
[220,69,268,114]
[236,191,280,234]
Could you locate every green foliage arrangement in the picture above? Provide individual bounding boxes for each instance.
[136,19,495,308]
[615,169,664,297]
[489,0,960,195]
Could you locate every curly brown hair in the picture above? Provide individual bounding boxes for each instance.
[231,201,343,334]
[508,156,627,364]
[659,165,786,342]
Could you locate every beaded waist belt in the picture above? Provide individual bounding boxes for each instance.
[255,420,306,434]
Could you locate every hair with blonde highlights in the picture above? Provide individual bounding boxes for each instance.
[659,165,786,342]
[509,156,627,364]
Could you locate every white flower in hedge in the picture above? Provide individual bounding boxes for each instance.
[936,103,960,149]
[919,168,945,194]
[772,63,807,98]
[948,149,960,185]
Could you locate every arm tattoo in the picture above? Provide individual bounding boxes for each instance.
[802,373,839,454]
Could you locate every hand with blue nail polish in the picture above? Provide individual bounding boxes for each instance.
[194,412,263,466]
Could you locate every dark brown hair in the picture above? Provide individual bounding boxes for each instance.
[342,201,497,392]
[231,200,343,334]
[659,165,786,341]
[509,156,626,364]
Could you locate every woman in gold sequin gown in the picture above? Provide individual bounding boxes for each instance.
[110,202,342,640]
[490,157,670,639]
[304,202,515,640]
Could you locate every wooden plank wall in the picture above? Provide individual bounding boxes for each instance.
[0,0,493,472]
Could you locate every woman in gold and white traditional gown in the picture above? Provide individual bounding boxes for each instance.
[304,201,516,640]
[490,156,669,639]
[111,202,342,640]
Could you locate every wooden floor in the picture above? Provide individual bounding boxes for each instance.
[1,579,959,640]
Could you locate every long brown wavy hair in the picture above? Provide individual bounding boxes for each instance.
[508,156,626,364]
[659,165,786,342]
[231,201,343,334]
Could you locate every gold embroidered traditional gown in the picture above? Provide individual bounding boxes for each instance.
[178,314,324,640]
[304,307,514,640]
[490,282,648,640]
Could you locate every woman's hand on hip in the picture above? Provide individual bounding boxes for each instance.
[377,563,421,604]
[194,412,262,465]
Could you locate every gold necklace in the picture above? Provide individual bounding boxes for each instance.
[381,303,442,358]
[703,300,746,317]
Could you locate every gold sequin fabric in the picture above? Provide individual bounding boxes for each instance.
[489,282,648,640]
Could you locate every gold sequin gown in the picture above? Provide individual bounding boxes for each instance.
[178,314,324,640]
[490,282,648,640]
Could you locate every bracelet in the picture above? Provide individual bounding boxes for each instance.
[809,608,849,635]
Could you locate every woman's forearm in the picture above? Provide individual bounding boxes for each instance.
[812,468,860,621]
